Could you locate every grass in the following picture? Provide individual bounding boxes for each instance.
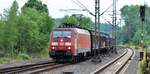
[138,49,147,74]
[0,53,31,64]
[29,49,49,59]
[0,49,49,64]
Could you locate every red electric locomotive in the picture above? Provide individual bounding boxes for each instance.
[49,28,91,61]
[49,25,115,62]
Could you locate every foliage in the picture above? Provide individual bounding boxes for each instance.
[0,0,55,58]
[0,0,19,55]
[17,8,54,54]
[120,5,140,44]
[56,17,114,33]
[0,53,31,64]
[61,15,78,25]
[61,15,93,29]
[120,5,150,46]
[22,0,48,13]
[139,50,147,74]
[132,30,141,45]
[17,53,31,60]
[0,57,12,64]
[80,17,93,29]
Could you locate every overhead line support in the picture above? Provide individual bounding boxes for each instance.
[95,0,100,53]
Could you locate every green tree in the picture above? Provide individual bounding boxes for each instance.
[0,21,4,51]
[120,5,140,44]
[20,0,54,54]
[80,16,93,29]
[61,15,78,25]
[120,5,150,46]
[61,15,93,29]
[132,30,141,45]
[0,0,19,55]
[22,0,48,13]
[16,8,54,54]
[0,0,55,61]
[0,0,54,56]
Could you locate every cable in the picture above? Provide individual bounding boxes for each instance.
[101,16,112,25]
[72,0,120,16]
[72,0,85,9]
[76,0,90,12]
[76,0,95,16]
[72,0,95,16]
[100,0,119,16]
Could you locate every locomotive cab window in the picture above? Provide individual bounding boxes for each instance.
[63,31,72,38]
[53,31,61,38]
[53,31,72,38]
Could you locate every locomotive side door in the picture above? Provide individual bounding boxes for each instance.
[74,32,77,55]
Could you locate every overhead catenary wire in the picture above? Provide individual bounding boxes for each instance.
[76,0,94,15]
[72,0,85,9]
[100,0,119,16]
[72,0,120,17]
[101,16,112,25]
[72,0,95,16]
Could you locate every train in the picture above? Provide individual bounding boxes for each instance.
[48,26,115,62]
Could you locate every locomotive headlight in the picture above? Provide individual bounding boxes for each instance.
[52,42,58,46]
[52,46,55,49]
[67,47,71,50]
[65,42,71,46]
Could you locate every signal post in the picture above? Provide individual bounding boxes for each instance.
[140,5,145,51]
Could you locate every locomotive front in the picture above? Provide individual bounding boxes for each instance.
[49,28,75,60]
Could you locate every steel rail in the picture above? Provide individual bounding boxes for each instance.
[90,48,133,74]
[115,48,134,74]
[0,61,54,74]
[29,63,71,74]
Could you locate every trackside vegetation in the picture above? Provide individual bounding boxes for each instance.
[0,0,95,64]
[138,49,147,74]
[61,15,94,29]
[0,0,54,63]
[120,5,150,46]
[120,5,150,74]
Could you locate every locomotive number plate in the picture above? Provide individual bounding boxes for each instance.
[60,42,64,45]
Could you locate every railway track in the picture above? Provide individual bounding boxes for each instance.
[91,48,133,74]
[28,63,70,74]
[0,48,131,74]
[0,61,70,74]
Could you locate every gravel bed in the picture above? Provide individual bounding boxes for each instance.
[43,48,125,74]
[0,58,51,69]
[124,50,140,74]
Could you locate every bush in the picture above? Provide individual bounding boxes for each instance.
[0,57,11,64]
[17,53,31,60]
[139,59,147,74]
[139,49,147,74]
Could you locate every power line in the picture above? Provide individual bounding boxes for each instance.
[76,0,92,13]
[72,0,120,17]
[72,0,85,9]
[101,16,112,25]
[59,9,86,12]
[100,0,119,16]
[72,0,95,16]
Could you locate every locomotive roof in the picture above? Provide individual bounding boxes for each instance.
[54,28,90,35]
[54,27,111,38]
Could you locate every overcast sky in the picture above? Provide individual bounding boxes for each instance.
[0,0,149,23]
